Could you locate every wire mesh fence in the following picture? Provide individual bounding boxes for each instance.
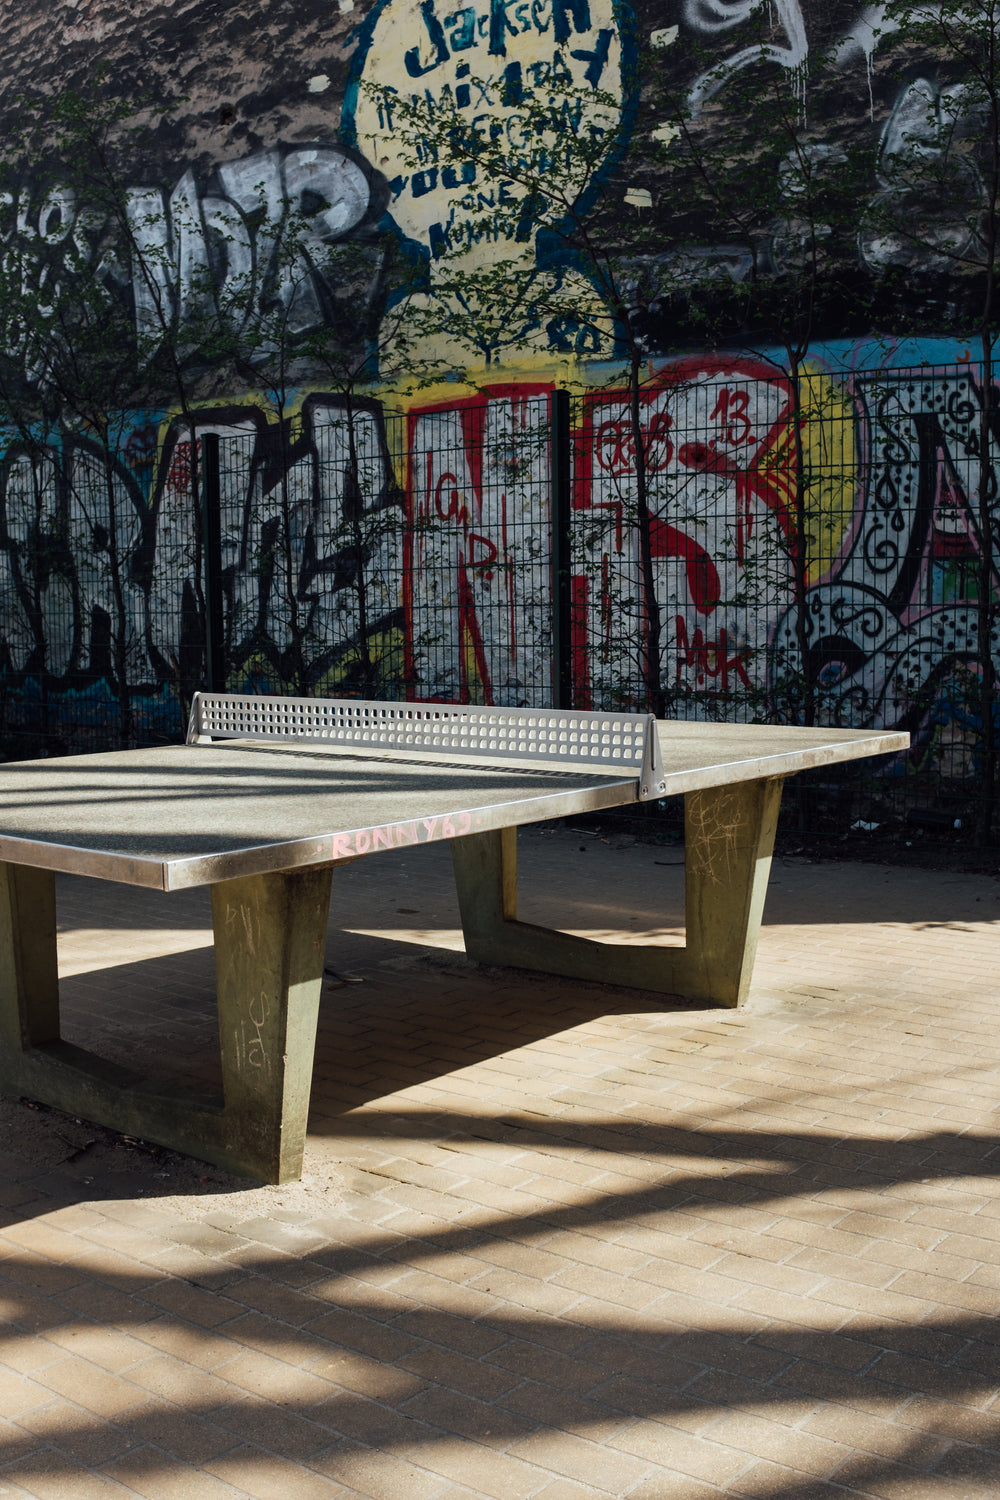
[0,360,996,841]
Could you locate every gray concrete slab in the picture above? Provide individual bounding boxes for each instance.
[0,723,907,890]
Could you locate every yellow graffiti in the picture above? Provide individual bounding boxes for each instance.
[749,364,857,586]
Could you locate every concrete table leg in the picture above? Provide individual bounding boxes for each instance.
[0,860,333,1183]
[0,864,60,1050]
[211,864,333,1182]
[451,776,785,1008]
[681,777,785,1006]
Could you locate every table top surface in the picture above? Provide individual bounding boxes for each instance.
[0,721,907,890]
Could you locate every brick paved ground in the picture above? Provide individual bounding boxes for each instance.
[1,826,1000,1498]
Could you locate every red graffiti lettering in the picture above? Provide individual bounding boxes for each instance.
[435,471,469,524]
[373,826,395,850]
[648,519,721,616]
[167,439,196,492]
[594,411,673,475]
[676,616,753,691]
[709,387,753,447]
[678,422,798,560]
[466,532,499,570]
[332,833,354,860]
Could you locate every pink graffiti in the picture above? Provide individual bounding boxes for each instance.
[330,808,474,860]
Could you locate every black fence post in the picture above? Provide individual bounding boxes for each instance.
[200,432,225,694]
[550,388,572,709]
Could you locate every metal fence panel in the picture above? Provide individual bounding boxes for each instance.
[0,363,997,840]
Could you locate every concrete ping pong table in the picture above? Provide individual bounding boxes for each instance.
[0,693,907,1182]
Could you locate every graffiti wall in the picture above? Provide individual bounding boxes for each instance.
[1,347,997,798]
[0,0,987,364]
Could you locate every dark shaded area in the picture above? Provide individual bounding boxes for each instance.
[0,0,360,175]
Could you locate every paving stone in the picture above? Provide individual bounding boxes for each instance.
[509,1425,657,1490]
[395,1345,520,1402]
[0,1415,48,1464]
[100,1452,247,1498]
[309,1440,446,1498]
[0,1449,130,1498]
[398,1437,555,1499]
[0,1369,57,1420]
[398,1383,536,1446]
[15,1401,144,1468]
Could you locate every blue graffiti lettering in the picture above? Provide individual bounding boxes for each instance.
[404,0,451,77]
[442,162,477,189]
[552,0,591,44]
[429,207,456,258]
[411,167,440,197]
[570,28,611,86]
[489,0,519,55]
[443,6,477,48]
[502,60,525,104]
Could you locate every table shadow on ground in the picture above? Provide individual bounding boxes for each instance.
[54,936,700,1114]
